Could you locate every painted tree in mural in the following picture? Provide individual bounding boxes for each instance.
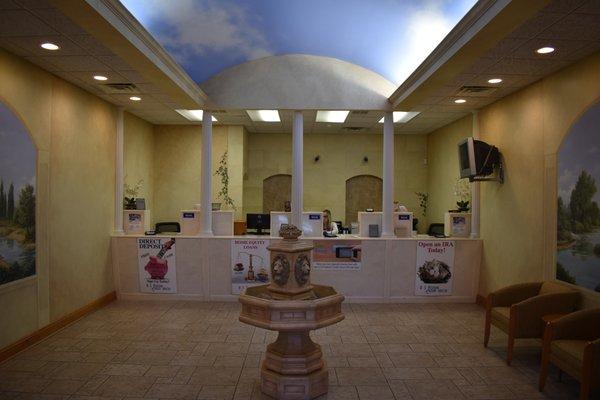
[7,183,15,221]
[0,180,5,218]
[569,171,600,233]
[15,185,36,242]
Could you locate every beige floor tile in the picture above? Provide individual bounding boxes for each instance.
[0,377,52,393]
[197,385,236,400]
[144,365,181,378]
[458,384,516,399]
[405,379,466,400]
[93,375,156,397]
[170,354,216,366]
[356,385,394,400]
[383,367,432,380]
[347,357,378,368]
[145,382,201,399]
[474,367,530,385]
[98,363,150,376]
[334,367,386,386]
[41,379,85,395]
[188,367,242,385]
[389,352,437,368]
[51,363,106,380]
[126,350,177,365]
[214,356,245,367]
[315,385,358,400]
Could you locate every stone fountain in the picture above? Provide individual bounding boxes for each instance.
[239,224,345,400]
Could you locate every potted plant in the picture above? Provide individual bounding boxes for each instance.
[214,151,235,210]
[124,179,143,210]
[453,178,470,212]
[415,192,428,217]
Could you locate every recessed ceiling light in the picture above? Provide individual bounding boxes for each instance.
[129,96,141,101]
[536,46,555,54]
[93,75,108,81]
[316,110,350,123]
[378,111,420,123]
[487,78,502,84]
[175,109,218,122]
[454,99,467,104]
[40,42,59,51]
[246,110,280,122]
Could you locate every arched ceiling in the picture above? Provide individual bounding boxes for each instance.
[200,54,397,110]
[120,0,477,86]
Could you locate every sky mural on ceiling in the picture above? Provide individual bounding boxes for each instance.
[121,0,477,85]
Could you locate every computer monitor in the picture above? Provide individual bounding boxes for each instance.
[246,213,271,235]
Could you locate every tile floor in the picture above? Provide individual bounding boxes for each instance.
[0,300,589,400]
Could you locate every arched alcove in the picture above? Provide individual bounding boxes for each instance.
[345,175,382,225]
[263,174,292,213]
[0,100,37,286]
[555,101,600,292]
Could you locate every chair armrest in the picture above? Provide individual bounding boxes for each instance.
[588,339,600,379]
[511,292,579,338]
[487,282,543,308]
[553,308,600,341]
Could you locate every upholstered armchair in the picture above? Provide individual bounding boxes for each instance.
[539,308,600,400]
[484,281,579,365]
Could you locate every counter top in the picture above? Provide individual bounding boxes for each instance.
[111,233,481,241]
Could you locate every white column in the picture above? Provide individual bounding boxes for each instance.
[291,111,303,227]
[114,107,124,234]
[382,111,394,237]
[201,111,213,236]
[470,110,480,238]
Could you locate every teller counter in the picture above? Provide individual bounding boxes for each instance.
[111,234,482,303]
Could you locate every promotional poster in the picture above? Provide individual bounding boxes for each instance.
[313,240,361,271]
[415,240,454,296]
[138,237,177,293]
[231,239,270,294]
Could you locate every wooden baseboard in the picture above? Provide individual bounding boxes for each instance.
[476,294,486,308]
[0,291,116,363]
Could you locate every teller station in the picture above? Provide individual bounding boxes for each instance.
[112,132,493,303]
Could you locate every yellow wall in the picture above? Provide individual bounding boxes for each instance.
[0,48,116,347]
[427,115,473,224]
[243,133,429,228]
[151,125,244,223]
[124,112,155,214]
[426,53,600,302]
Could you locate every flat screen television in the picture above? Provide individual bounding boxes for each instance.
[458,137,501,180]
[246,213,270,235]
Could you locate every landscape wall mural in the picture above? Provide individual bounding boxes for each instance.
[0,102,36,285]
[556,101,600,292]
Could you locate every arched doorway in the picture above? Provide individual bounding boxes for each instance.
[345,175,382,225]
[263,174,291,213]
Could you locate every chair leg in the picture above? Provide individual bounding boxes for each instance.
[484,309,491,348]
[538,352,550,391]
[579,379,590,400]
[507,332,514,365]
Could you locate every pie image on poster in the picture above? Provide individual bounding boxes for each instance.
[418,259,452,283]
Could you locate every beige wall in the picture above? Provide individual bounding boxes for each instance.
[124,112,155,214]
[426,53,600,304]
[243,133,429,229]
[151,125,244,223]
[427,115,473,224]
[0,48,116,347]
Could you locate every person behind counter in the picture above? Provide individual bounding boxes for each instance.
[322,209,339,236]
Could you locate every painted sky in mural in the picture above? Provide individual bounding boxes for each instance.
[558,102,600,205]
[0,106,36,195]
[121,0,477,84]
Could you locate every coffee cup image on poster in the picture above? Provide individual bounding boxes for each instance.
[231,239,270,294]
[415,241,454,296]
[138,237,177,293]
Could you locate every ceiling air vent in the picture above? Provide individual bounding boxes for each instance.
[211,110,228,114]
[101,83,138,94]
[455,85,497,97]
[344,127,364,131]
[351,110,369,115]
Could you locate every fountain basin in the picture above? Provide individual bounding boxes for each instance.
[239,284,345,332]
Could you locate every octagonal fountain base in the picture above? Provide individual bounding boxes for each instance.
[239,284,344,400]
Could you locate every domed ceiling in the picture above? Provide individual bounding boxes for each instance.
[121,0,476,85]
